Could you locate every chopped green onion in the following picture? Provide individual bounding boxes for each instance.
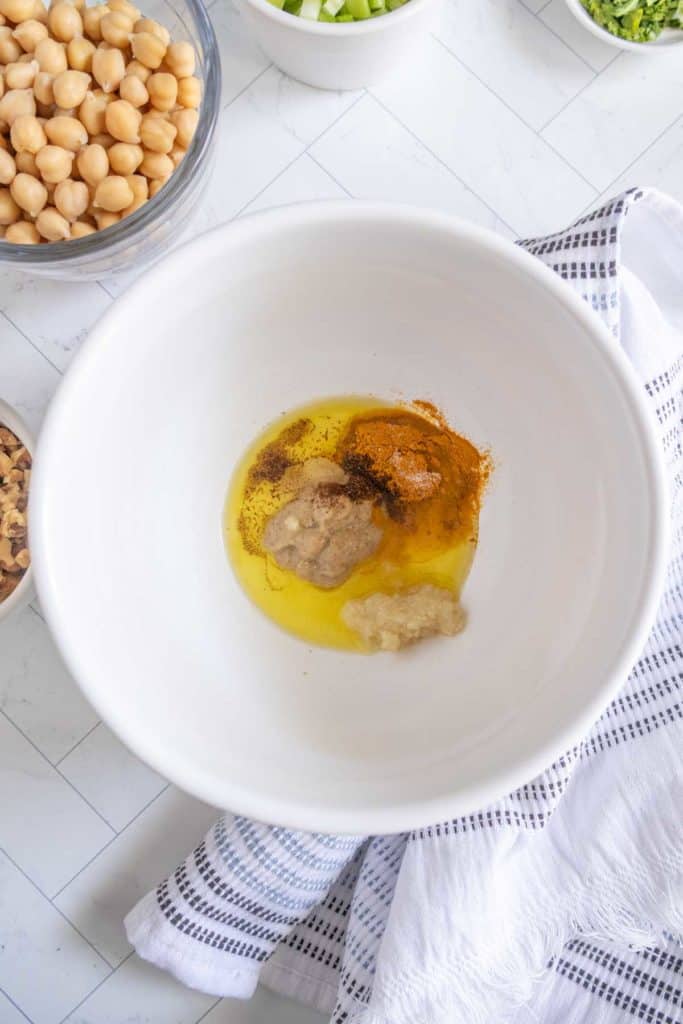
[299,0,321,17]
[323,0,345,15]
[580,0,683,41]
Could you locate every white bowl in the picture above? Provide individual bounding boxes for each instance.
[30,203,667,834]
[0,399,34,624]
[565,0,683,52]
[240,0,441,90]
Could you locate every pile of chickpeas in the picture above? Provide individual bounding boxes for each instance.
[0,0,200,243]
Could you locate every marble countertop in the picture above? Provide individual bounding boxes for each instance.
[1,0,681,1020]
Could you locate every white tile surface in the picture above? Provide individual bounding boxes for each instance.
[311,94,514,233]
[54,787,217,967]
[0,714,114,896]
[539,0,617,72]
[434,0,594,130]
[371,36,597,236]
[59,724,167,831]
[0,851,110,1024]
[542,49,683,191]
[62,955,215,1024]
[1,0,682,1019]
[0,606,98,764]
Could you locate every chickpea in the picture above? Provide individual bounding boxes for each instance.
[139,148,171,181]
[142,70,173,111]
[168,143,184,168]
[0,88,36,126]
[176,74,199,110]
[5,59,38,90]
[143,105,167,119]
[100,9,133,48]
[66,35,95,71]
[163,40,194,78]
[12,19,48,53]
[130,30,164,69]
[78,88,110,132]
[10,113,46,152]
[118,72,146,106]
[91,43,124,92]
[0,0,36,23]
[55,0,85,13]
[76,140,107,184]
[44,113,86,150]
[108,0,138,17]
[35,142,73,181]
[170,106,196,149]
[0,27,22,64]
[5,219,40,242]
[0,75,4,104]
[124,57,149,81]
[10,169,46,213]
[139,112,173,153]
[70,217,95,236]
[89,130,113,147]
[0,147,15,182]
[52,68,89,107]
[93,171,131,210]
[107,139,140,174]
[53,175,87,218]
[104,97,139,142]
[92,207,118,228]
[132,16,168,45]
[36,204,69,239]
[47,2,82,43]
[148,176,162,198]
[82,2,108,41]
[15,149,38,174]
[31,0,48,23]
[0,186,20,224]
[34,37,67,74]
[121,168,144,212]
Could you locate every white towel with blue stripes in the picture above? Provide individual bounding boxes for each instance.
[126,187,683,1024]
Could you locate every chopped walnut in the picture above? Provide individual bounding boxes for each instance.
[0,421,31,604]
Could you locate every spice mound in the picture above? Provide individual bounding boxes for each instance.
[225,397,490,654]
[0,422,31,604]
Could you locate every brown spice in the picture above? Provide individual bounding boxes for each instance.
[246,418,312,490]
[0,422,31,604]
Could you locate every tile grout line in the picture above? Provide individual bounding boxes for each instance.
[527,5,600,73]
[430,33,600,195]
[51,781,171,899]
[56,952,134,1024]
[0,844,117,971]
[366,91,518,236]
[233,89,367,219]
[194,996,224,1022]
[0,984,33,1023]
[587,112,683,207]
[55,720,102,768]
[538,50,623,133]
[1,309,63,377]
[306,151,353,197]
[0,707,117,833]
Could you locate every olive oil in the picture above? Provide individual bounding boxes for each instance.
[224,396,481,652]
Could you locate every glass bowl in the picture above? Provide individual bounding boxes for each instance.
[0,0,221,281]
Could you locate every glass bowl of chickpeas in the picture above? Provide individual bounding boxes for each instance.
[0,0,220,279]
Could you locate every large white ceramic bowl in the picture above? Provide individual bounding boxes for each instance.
[565,0,683,52]
[240,0,441,90]
[30,203,667,834]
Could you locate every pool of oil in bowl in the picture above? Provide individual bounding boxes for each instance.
[224,396,478,652]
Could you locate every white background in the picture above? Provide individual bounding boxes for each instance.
[1,0,682,1019]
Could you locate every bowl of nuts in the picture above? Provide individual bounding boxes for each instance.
[0,0,220,280]
[0,398,33,623]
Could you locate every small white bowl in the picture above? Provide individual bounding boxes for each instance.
[30,203,668,834]
[565,0,683,52]
[0,399,34,625]
[240,0,441,90]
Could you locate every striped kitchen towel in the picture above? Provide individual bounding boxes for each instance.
[126,187,683,1024]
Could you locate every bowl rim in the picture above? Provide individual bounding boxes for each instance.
[564,0,683,52]
[0,398,35,624]
[30,201,669,834]
[241,0,439,36]
[0,0,221,268]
